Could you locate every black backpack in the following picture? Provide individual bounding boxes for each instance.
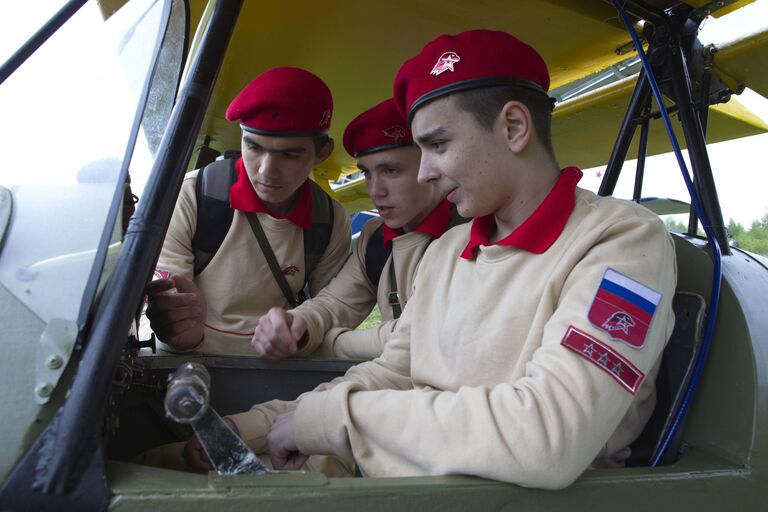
[190,158,334,283]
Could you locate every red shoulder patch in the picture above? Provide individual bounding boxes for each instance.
[560,326,645,395]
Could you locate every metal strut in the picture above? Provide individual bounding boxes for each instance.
[610,0,725,468]
[598,4,730,255]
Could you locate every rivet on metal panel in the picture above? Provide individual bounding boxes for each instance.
[46,354,63,370]
[36,383,53,398]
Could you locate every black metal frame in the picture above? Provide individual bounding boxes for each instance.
[0,1,243,510]
[0,0,89,86]
[597,2,731,255]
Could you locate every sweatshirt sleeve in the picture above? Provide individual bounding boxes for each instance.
[230,305,414,452]
[293,219,380,356]
[306,198,352,297]
[292,211,677,489]
[156,173,198,279]
[314,320,397,359]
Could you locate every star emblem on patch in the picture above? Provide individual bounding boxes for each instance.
[561,326,645,395]
[430,51,460,76]
[383,125,406,140]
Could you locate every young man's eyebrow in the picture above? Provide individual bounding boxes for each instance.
[415,127,446,145]
[242,135,307,153]
[374,160,400,171]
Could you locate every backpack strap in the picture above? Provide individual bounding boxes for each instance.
[386,255,402,319]
[303,181,335,286]
[192,158,238,276]
[364,223,391,287]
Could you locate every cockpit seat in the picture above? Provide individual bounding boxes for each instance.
[626,291,707,466]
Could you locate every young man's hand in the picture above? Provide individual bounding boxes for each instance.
[182,432,213,472]
[251,307,308,360]
[267,410,308,470]
[145,275,206,350]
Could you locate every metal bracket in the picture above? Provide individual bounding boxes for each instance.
[35,318,78,404]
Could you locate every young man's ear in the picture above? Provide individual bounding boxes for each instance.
[314,137,335,164]
[500,100,532,153]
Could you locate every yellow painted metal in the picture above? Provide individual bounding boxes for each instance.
[714,25,768,99]
[184,0,767,211]
[551,74,768,171]
[186,0,639,193]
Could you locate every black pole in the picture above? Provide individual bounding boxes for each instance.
[0,0,88,85]
[0,0,243,508]
[599,71,651,196]
[668,40,730,254]
[689,45,716,237]
[633,101,651,203]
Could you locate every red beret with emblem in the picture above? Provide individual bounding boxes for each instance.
[343,98,413,158]
[393,29,550,122]
[225,66,333,136]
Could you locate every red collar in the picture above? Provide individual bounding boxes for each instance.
[229,158,312,229]
[383,198,454,246]
[460,167,582,260]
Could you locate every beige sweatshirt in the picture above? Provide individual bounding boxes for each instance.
[294,216,445,359]
[284,186,677,488]
[152,170,351,355]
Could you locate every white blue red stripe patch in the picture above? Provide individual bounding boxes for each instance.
[561,326,645,394]
[588,268,662,349]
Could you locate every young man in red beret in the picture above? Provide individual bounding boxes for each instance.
[249,98,465,361]
[212,30,677,488]
[144,67,351,354]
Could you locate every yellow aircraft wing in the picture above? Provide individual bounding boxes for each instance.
[180,0,767,211]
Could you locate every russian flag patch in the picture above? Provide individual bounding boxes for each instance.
[588,268,662,349]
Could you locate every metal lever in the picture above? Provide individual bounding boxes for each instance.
[164,362,271,475]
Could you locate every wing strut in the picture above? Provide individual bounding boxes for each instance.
[608,0,725,468]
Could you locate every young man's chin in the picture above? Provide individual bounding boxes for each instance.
[382,219,405,230]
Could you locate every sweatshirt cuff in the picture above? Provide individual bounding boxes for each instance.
[292,309,323,357]
[226,408,271,453]
[294,387,350,457]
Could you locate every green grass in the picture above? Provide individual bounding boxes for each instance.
[356,306,382,330]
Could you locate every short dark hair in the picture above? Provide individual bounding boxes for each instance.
[312,134,330,154]
[452,85,555,156]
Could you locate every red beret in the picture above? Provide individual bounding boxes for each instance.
[394,29,550,122]
[343,98,413,158]
[225,67,333,136]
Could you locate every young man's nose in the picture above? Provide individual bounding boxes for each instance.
[367,175,388,198]
[258,153,279,178]
[417,156,440,184]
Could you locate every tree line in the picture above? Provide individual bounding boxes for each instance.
[665,212,768,256]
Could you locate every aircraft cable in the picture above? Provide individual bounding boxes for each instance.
[611,0,723,467]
